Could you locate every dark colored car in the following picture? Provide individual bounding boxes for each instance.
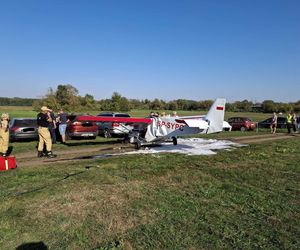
[9,118,39,141]
[66,115,98,139]
[258,116,287,129]
[227,117,256,131]
[96,112,134,138]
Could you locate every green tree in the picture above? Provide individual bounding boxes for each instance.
[262,100,276,113]
[119,97,131,111]
[55,84,80,110]
[167,101,178,111]
[81,94,97,110]
[149,99,163,110]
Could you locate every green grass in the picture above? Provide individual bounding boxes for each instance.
[0,106,271,122]
[0,137,299,249]
[0,106,36,118]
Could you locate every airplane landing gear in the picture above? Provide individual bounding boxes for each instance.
[135,141,142,150]
[172,137,177,146]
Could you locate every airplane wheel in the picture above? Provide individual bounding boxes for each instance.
[103,129,111,138]
[172,137,177,146]
[122,137,130,144]
[135,141,142,149]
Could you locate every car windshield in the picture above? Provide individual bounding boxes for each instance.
[13,119,37,127]
[277,117,286,122]
[264,118,272,122]
[115,114,130,117]
[98,114,113,117]
[67,115,77,121]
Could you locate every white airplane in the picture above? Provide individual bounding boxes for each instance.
[77,98,226,149]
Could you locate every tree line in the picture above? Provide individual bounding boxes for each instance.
[2,84,300,113]
[0,97,38,106]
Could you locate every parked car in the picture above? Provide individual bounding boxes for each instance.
[223,121,232,131]
[66,115,98,139]
[227,117,256,131]
[96,112,134,138]
[258,116,287,129]
[9,118,39,141]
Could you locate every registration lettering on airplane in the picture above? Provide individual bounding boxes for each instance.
[157,120,185,131]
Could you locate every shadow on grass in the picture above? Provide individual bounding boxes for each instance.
[65,139,121,147]
[16,241,48,250]
[7,146,14,156]
[43,154,114,163]
[14,167,94,197]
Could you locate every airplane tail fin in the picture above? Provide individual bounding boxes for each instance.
[205,98,226,134]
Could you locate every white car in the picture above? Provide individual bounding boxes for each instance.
[223,121,232,131]
[96,112,134,138]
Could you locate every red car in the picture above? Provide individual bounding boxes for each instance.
[66,115,98,139]
[227,117,256,131]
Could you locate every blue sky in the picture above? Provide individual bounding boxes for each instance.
[0,0,299,102]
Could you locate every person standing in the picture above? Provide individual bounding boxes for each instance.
[0,113,10,157]
[270,112,277,134]
[48,110,57,144]
[292,112,297,133]
[57,109,68,144]
[172,111,178,117]
[37,106,56,158]
[286,112,293,134]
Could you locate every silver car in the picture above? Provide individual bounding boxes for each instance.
[9,118,39,141]
[96,112,134,138]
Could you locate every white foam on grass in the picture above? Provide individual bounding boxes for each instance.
[115,138,244,156]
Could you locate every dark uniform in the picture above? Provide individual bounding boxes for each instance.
[48,111,57,144]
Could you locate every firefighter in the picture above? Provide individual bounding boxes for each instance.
[286,112,293,134]
[0,113,10,157]
[37,106,56,158]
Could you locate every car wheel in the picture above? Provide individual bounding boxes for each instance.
[65,132,71,140]
[240,126,246,132]
[103,129,111,138]
[172,137,177,146]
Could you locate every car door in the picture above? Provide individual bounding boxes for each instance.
[96,113,113,134]
[228,118,237,130]
[233,118,241,130]
[260,118,272,128]
[277,117,286,128]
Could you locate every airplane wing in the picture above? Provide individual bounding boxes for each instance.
[76,115,153,124]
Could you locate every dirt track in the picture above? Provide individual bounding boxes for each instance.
[15,133,299,167]
[229,133,300,144]
[16,143,134,167]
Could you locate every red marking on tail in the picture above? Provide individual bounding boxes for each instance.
[216,106,224,110]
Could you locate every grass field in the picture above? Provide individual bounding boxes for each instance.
[0,105,271,122]
[0,106,298,249]
[0,135,299,249]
